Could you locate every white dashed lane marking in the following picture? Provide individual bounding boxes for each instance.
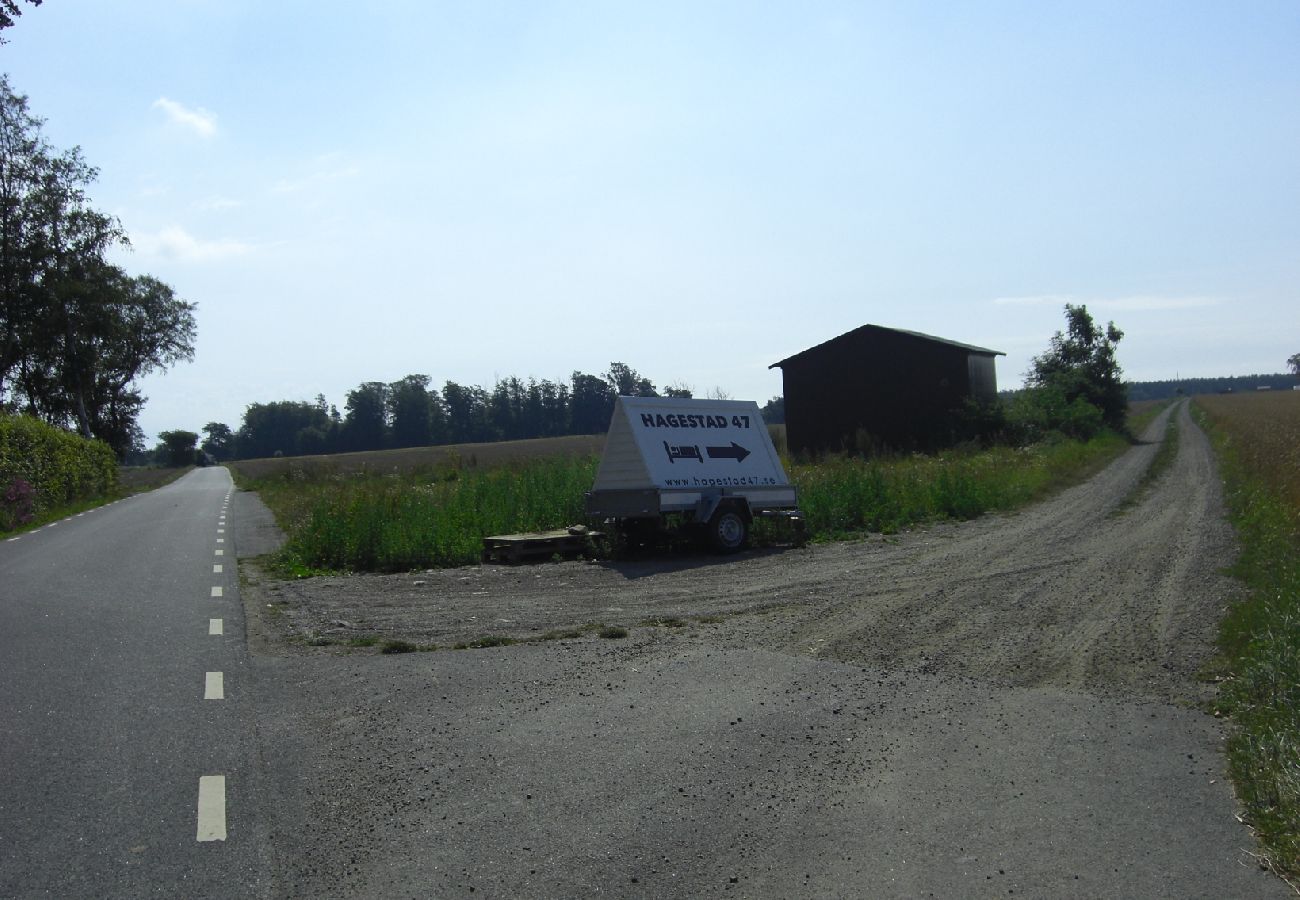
[196,776,227,842]
[215,549,224,556]
[213,564,223,574]
[211,586,223,598]
[209,618,223,635]
[204,672,224,700]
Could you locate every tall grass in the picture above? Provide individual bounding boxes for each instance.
[246,428,1128,574]
[1196,393,1300,876]
[254,456,597,572]
[788,436,1125,538]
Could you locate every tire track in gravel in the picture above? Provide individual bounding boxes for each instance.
[750,400,1237,703]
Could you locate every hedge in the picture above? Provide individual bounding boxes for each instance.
[0,415,118,530]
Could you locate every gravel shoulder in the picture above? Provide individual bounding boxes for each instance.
[237,401,1290,898]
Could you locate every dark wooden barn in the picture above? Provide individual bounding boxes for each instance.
[770,324,1004,454]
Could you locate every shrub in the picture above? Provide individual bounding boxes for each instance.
[0,415,117,529]
[1,477,35,530]
[1005,384,1107,443]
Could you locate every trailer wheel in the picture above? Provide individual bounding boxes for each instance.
[707,508,748,554]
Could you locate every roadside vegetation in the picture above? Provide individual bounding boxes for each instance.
[0,414,117,532]
[241,429,1132,575]
[0,78,196,460]
[1196,391,1300,877]
[235,304,1138,575]
[0,413,202,535]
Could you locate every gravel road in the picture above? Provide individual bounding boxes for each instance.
[240,400,1290,898]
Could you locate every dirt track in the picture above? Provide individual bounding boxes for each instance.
[241,401,1289,898]
[252,400,1234,703]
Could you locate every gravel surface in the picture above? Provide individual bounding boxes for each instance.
[238,401,1290,898]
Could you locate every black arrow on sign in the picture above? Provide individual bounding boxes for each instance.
[706,442,751,463]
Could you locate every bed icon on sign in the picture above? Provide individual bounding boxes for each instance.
[664,442,704,464]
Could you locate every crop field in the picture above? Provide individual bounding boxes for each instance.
[227,433,606,482]
[1194,390,1300,875]
[1197,391,1300,513]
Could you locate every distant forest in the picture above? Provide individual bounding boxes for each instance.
[196,365,1292,462]
[1126,373,1297,401]
[199,362,786,462]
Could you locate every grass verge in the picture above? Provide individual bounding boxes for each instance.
[1195,396,1300,879]
[1112,405,1180,516]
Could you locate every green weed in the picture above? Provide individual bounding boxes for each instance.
[775,433,1126,542]
[250,425,1133,574]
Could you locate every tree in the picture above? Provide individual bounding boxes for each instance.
[1,77,195,456]
[1288,353,1299,379]
[760,396,785,424]
[388,374,434,448]
[606,362,656,398]
[663,381,693,399]
[201,422,234,461]
[236,401,331,459]
[489,376,525,441]
[0,1,41,41]
[441,381,491,444]
[1027,304,1126,433]
[50,266,195,447]
[341,382,389,451]
[157,430,198,467]
[570,371,614,434]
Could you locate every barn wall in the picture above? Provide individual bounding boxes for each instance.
[968,355,998,401]
[779,328,998,454]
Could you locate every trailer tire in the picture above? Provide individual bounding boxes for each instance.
[707,508,748,554]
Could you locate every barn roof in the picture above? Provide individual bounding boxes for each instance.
[769,323,1004,369]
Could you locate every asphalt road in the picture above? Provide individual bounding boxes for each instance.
[0,467,271,898]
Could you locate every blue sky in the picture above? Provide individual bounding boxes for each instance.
[4,1,1297,440]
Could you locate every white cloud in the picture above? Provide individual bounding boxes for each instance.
[132,225,251,262]
[152,97,218,138]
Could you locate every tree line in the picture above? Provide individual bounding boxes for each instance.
[199,362,697,461]
[1126,372,1299,402]
[0,75,196,458]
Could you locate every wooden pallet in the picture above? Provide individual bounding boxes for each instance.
[481,528,602,564]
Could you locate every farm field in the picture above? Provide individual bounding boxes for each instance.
[1195,390,1300,875]
[1196,391,1300,513]
[233,400,1291,896]
[226,433,607,482]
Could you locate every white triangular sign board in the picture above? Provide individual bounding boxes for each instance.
[593,397,789,491]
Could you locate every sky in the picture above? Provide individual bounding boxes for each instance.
[3,1,1297,441]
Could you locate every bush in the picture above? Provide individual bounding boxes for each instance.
[1004,384,1107,443]
[0,415,118,529]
